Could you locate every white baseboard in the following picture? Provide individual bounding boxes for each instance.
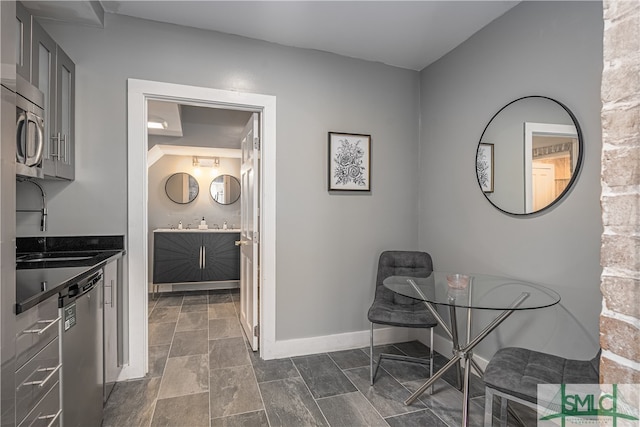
[263,326,491,371]
[265,326,412,360]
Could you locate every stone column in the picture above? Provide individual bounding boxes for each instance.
[600,0,640,410]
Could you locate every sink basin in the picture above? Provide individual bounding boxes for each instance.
[16,251,101,263]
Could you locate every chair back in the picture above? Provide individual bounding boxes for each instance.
[376,251,433,288]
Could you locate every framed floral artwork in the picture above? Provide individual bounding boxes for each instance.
[477,142,494,193]
[328,132,371,191]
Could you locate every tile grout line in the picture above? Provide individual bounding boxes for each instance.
[324,350,389,425]
[233,288,274,427]
[290,355,333,426]
[149,294,181,426]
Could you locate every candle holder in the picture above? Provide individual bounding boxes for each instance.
[446,273,470,289]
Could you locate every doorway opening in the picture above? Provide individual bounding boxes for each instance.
[125,79,276,380]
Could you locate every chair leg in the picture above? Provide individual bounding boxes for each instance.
[500,395,508,427]
[429,328,434,394]
[370,323,374,385]
[484,387,495,427]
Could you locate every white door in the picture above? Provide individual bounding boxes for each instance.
[237,113,260,351]
[532,162,555,211]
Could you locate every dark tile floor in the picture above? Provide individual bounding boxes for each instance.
[102,289,536,427]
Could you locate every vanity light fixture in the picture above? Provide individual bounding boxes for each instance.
[192,156,220,168]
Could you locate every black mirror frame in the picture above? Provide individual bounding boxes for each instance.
[210,174,241,206]
[476,95,584,217]
[165,172,199,204]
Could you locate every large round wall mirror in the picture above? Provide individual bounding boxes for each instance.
[165,172,199,204]
[476,96,583,215]
[210,174,241,205]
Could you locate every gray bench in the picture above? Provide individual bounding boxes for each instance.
[483,347,600,426]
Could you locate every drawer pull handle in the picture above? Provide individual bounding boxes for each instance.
[37,409,62,427]
[23,316,61,335]
[23,364,61,388]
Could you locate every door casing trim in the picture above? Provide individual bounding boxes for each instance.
[124,78,277,379]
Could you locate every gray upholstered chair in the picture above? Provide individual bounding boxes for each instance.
[367,251,438,385]
[483,347,601,426]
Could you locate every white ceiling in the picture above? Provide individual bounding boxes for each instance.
[103,1,520,71]
[24,1,521,150]
[27,1,519,72]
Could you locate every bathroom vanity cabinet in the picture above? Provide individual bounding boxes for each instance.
[153,231,240,284]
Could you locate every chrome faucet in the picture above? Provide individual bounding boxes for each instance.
[16,178,47,232]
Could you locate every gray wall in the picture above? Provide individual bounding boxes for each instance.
[24,1,604,355]
[419,1,603,359]
[35,13,421,340]
[148,155,241,231]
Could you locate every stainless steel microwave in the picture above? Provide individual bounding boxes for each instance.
[16,75,45,179]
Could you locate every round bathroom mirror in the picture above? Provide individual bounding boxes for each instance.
[476,96,583,215]
[165,172,199,204]
[210,174,241,205]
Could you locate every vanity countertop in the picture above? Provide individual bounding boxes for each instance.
[153,228,240,233]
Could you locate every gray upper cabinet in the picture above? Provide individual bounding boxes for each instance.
[30,17,75,180]
[15,2,31,82]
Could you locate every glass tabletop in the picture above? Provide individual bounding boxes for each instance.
[383,272,561,310]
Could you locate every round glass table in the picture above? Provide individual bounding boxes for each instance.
[383,272,561,426]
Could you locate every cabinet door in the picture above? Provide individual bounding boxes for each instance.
[202,233,240,282]
[153,233,202,284]
[103,260,119,388]
[54,46,74,180]
[30,20,57,177]
[15,3,31,81]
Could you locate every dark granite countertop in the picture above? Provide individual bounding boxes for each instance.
[15,235,125,314]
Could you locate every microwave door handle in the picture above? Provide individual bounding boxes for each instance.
[16,112,27,164]
[25,112,44,166]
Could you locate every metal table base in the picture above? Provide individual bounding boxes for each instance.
[405,279,530,426]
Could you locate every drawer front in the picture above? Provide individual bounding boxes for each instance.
[16,294,60,368]
[15,337,61,425]
[17,380,61,427]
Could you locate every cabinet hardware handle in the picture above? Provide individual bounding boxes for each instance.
[50,133,59,159]
[60,133,67,163]
[55,132,62,160]
[199,246,203,269]
[23,316,61,335]
[106,279,115,308]
[22,363,61,388]
[37,409,62,427]
[235,240,247,246]
[202,246,206,269]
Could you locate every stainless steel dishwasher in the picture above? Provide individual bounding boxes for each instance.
[59,269,104,427]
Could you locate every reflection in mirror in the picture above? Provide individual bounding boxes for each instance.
[165,172,199,204]
[476,96,583,215]
[210,174,241,205]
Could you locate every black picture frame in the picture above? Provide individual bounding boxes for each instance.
[328,132,371,192]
